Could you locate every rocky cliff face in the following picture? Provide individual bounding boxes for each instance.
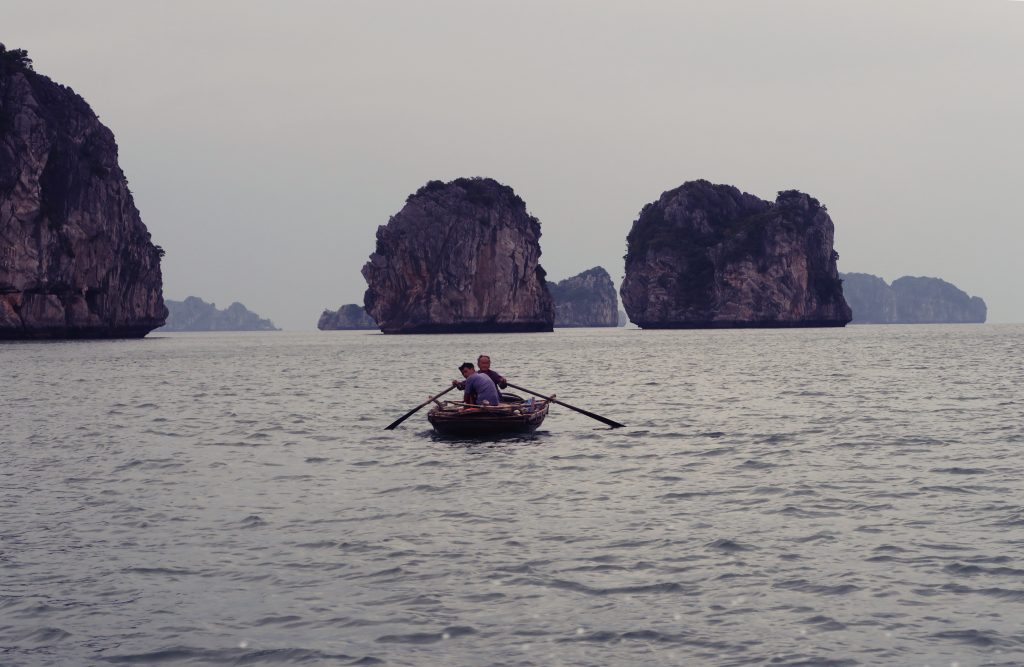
[549,266,618,327]
[159,297,278,331]
[620,180,851,328]
[841,273,986,323]
[362,177,554,334]
[318,303,378,330]
[0,45,166,338]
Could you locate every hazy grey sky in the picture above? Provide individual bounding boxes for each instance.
[6,0,1023,328]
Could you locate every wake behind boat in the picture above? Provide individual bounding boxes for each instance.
[427,393,550,436]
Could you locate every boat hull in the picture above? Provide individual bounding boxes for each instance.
[427,403,548,437]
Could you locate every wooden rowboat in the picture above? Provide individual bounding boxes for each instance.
[427,393,550,436]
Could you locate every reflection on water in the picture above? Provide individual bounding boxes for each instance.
[2,325,1023,666]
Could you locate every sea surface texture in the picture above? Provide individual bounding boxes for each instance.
[2,326,1023,667]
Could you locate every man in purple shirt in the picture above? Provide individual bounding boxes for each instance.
[452,362,501,406]
[476,355,508,390]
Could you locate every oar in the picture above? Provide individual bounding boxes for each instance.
[505,382,625,429]
[385,385,457,430]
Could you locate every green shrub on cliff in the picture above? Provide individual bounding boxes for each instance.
[0,44,33,74]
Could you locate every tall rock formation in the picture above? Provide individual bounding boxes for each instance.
[620,180,851,329]
[362,177,554,334]
[841,273,986,323]
[0,45,166,338]
[549,266,618,327]
[159,297,278,331]
[318,303,378,330]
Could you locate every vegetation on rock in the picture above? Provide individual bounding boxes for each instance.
[0,43,33,74]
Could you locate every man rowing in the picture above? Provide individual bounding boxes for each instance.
[476,354,508,390]
[452,362,501,406]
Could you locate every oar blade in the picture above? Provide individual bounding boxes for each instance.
[384,412,413,430]
[506,382,624,428]
[384,384,456,430]
[566,405,625,429]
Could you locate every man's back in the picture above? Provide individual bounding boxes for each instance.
[463,372,501,406]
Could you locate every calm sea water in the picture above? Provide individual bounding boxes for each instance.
[2,326,1023,667]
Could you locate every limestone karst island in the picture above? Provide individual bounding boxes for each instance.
[318,304,378,330]
[361,178,555,334]
[620,180,851,329]
[841,273,986,324]
[0,45,167,339]
[159,297,279,332]
[549,267,619,328]
[320,176,989,333]
[1,47,989,338]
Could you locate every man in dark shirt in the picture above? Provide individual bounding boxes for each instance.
[476,355,508,390]
[452,362,501,406]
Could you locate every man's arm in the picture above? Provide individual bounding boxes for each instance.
[485,369,508,389]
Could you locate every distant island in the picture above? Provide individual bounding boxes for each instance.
[841,273,986,324]
[159,297,278,331]
[620,180,851,328]
[0,44,167,339]
[318,304,378,330]
[549,267,618,327]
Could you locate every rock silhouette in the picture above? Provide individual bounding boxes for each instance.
[159,297,278,331]
[841,273,986,323]
[549,266,618,327]
[362,177,554,334]
[318,304,378,330]
[0,44,166,339]
[621,180,851,329]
